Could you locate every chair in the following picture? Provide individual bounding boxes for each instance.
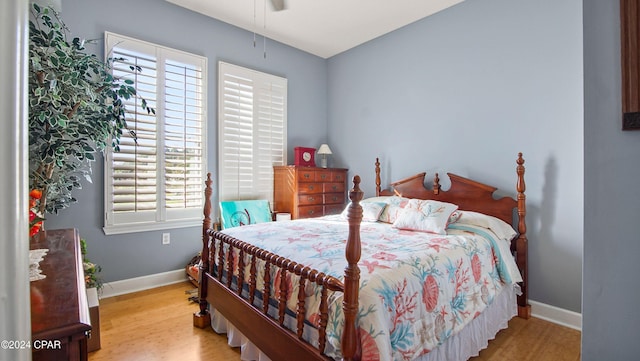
[219,200,272,229]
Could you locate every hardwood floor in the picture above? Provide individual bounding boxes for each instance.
[89,282,581,361]
[88,282,240,361]
[471,316,581,361]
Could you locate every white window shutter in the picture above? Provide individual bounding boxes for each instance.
[163,56,205,216]
[104,32,207,234]
[218,62,287,205]
[255,76,286,202]
[106,39,159,226]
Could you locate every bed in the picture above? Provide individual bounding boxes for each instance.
[193,153,530,361]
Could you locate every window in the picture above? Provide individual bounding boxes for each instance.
[104,32,207,234]
[218,61,287,206]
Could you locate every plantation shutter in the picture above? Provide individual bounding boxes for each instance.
[107,41,159,224]
[163,55,205,214]
[218,61,287,205]
[104,32,207,234]
[255,77,286,199]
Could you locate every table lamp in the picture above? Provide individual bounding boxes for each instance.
[317,144,332,168]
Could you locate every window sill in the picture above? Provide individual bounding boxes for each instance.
[103,219,202,235]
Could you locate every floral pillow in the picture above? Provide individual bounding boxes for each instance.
[341,202,386,222]
[392,199,459,234]
[362,196,411,223]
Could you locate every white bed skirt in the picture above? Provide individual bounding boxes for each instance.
[211,310,272,361]
[210,284,518,361]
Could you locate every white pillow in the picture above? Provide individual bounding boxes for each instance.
[341,202,386,222]
[392,199,458,234]
[455,211,517,241]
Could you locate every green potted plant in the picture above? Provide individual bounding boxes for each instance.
[80,238,103,293]
[28,3,153,216]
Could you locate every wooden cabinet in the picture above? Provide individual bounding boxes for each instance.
[273,166,348,219]
[30,229,91,361]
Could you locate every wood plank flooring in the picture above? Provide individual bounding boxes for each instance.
[88,282,581,361]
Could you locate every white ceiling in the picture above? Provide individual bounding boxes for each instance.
[166,0,465,59]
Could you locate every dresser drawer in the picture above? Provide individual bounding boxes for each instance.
[323,182,345,193]
[297,170,316,182]
[324,192,345,205]
[297,205,323,218]
[331,171,346,183]
[298,182,323,194]
[298,194,323,205]
[315,170,332,182]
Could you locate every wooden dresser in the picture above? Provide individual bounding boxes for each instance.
[30,228,91,361]
[273,166,348,219]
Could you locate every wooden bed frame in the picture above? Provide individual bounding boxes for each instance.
[193,153,530,361]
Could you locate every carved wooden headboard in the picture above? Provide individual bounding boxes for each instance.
[374,154,526,227]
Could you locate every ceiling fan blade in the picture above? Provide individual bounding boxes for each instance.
[270,0,286,11]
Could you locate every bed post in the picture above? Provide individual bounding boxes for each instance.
[515,153,531,319]
[342,176,363,361]
[193,173,213,328]
[375,158,382,196]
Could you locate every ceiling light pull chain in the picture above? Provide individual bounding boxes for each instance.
[253,0,257,47]
[263,0,267,58]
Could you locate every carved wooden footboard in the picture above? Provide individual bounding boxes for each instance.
[194,175,365,361]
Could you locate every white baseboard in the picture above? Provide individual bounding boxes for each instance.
[100,269,188,299]
[530,300,582,331]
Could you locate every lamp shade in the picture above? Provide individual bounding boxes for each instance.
[317,144,332,155]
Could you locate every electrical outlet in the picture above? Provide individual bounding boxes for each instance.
[162,233,170,245]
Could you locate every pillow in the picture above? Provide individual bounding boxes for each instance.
[365,196,410,223]
[341,202,386,222]
[219,200,272,229]
[454,210,517,241]
[392,199,459,234]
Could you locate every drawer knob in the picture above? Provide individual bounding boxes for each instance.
[309,185,314,190]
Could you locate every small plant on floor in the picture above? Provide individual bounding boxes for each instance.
[80,238,103,293]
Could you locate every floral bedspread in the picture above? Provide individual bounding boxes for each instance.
[219,216,520,361]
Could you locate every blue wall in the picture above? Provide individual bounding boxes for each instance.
[583,0,640,358]
[49,0,585,317]
[47,0,329,282]
[328,0,584,313]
